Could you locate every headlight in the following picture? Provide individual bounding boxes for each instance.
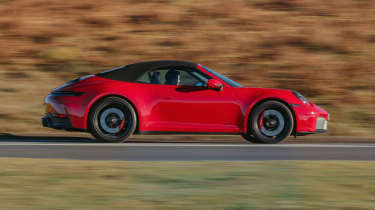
[292,91,310,105]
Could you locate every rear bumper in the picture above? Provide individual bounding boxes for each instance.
[43,93,92,130]
[42,113,72,130]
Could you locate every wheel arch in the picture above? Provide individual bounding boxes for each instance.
[243,97,297,135]
[85,94,140,133]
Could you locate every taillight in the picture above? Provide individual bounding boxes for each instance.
[50,91,84,96]
[55,114,68,118]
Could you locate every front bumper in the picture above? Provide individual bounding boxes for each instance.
[292,102,329,135]
[42,113,72,130]
[296,129,328,136]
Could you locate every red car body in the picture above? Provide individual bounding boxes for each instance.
[43,61,328,138]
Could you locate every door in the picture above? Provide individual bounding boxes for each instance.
[137,65,243,133]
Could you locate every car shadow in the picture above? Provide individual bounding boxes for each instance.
[0,133,246,144]
[0,133,93,143]
[3,133,367,144]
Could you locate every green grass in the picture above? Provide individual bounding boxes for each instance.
[0,159,374,209]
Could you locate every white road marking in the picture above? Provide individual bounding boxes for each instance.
[0,142,374,148]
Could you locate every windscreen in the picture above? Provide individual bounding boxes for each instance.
[200,65,242,87]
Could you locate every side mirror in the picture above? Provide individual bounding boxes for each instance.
[207,79,223,91]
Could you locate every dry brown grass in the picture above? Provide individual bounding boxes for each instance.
[0,0,374,135]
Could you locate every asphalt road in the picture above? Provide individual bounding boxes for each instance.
[0,135,374,161]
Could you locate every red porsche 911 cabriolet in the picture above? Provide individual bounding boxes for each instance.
[42,60,329,143]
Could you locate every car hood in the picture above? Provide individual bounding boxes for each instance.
[233,86,301,105]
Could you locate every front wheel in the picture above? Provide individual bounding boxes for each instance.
[242,101,294,144]
[88,97,137,143]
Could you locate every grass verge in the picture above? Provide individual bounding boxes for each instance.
[0,159,374,209]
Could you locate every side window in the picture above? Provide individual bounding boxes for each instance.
[176,67,211,86]
[135,66,211,86]
[179,70,198,86]
[136,72,150,83]
[135,68,169,84]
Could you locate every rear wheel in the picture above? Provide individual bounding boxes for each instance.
[88,97,137,143]
[242,101,293,144]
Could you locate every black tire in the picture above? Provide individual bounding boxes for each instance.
[242,100,294,144]
[88,97,137,143]
[241,133,262,143]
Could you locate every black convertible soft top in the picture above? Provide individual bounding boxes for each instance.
[97,60,197,82]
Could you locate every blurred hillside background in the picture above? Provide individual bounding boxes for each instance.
[0,0,374,136]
